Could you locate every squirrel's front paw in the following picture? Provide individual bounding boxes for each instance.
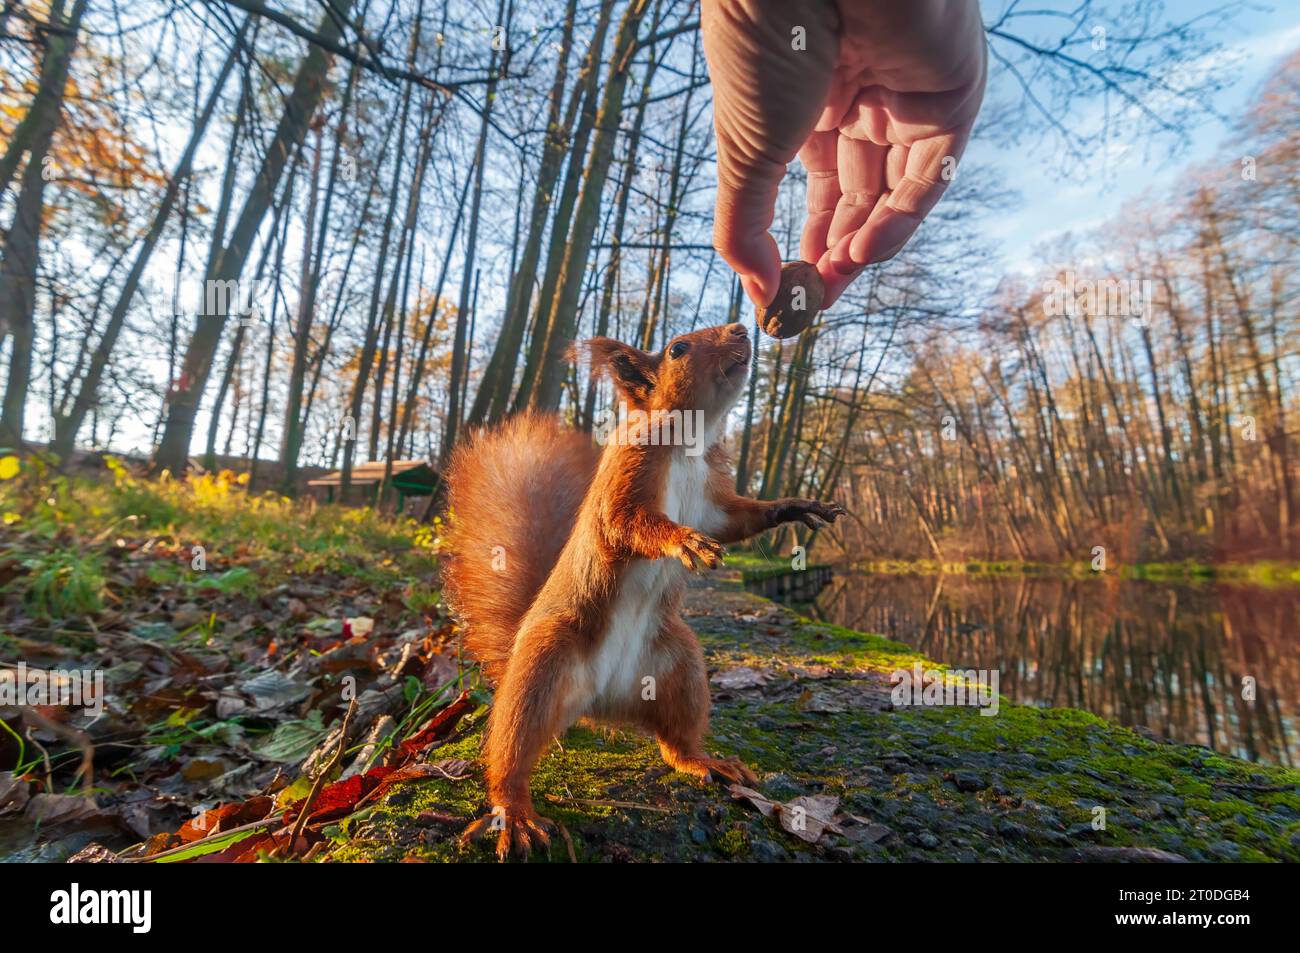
[779,499,847,529]
[673,754,759,786]
[460,805,554,862]
[668,528,724,571]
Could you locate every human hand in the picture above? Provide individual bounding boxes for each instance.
[701,0,987,309]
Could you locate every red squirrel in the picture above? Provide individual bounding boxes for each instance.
[441,322,846,859]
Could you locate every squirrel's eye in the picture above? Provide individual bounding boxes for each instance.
[669,341,689,359]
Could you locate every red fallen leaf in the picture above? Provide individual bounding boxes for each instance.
[195,831,276,864]
[401,690,474,754]
[359,759,472,810]
[275,694,476,831]
[283,767,396,827]
[175,804,242,843]
[175,795,275,843]
[283,757,468,829]
[231,834,277,862]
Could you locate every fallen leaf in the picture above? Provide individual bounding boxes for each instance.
[257,710,328,763]
[175,796,275,843]
[237,670,309,711]
[67,843,122,863]
[24,794,105,826]
[181,758,230,782]
[710,666,773,691]
[400,690,475,753]
[346,616,375,638]
[779,794,842,843]
[729,786,843,844]
[0,771,31,816]
[728,784,777,817]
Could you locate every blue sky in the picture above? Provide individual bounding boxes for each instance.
[967,0,1300,273]
[15,0,1300,457]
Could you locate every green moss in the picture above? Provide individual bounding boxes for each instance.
[851,557,1300,585]
[319,568,1300,863]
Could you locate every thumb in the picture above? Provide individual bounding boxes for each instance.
[701,0,836,309]
[712,158,784,308]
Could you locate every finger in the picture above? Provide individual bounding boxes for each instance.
[826,134,887,254]
[797,129,840,264]
[701,0,838,308]
[815,245,864,309]
[848,132,961,266]
[712,162,785,308]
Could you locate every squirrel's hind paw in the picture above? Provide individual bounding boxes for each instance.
[460,808,554,862]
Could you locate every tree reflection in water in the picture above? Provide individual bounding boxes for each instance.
[807,573,1298,766]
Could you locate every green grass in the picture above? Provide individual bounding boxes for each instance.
[0,458,441,611]
[17,548,106,618]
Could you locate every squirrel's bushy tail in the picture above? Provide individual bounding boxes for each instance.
[440,412,599,682]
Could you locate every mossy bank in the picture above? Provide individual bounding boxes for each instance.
[333,569,1300,863]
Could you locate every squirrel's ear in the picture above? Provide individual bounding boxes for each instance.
[581,337,657,403]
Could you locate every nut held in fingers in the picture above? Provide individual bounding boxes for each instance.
[756,261,824,339]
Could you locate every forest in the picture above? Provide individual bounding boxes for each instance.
[0,0,1292,567]
[1,0,1298,870]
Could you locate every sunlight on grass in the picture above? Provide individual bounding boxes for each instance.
[0,458,444,612]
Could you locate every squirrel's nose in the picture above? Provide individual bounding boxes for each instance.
[726,322,748,340]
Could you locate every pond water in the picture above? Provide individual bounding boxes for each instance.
[795,571,1298,766]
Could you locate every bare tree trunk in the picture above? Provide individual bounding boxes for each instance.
[51,18,247,457]
[0,0,86,197]
[396,165,474,455]
[528,0,649,412]
[467,0,579,427]
[0,0,89,446]
[441,0,507,463]
[511,1,618,411]
[249,155,300,489]
[152,0,355,473]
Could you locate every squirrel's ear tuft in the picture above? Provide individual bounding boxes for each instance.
[581,337,657,404]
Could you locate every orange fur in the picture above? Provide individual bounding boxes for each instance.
[440,412,600,682]
[442,324,846,860]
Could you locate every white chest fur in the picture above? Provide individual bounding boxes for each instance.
[577,449,724,715]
